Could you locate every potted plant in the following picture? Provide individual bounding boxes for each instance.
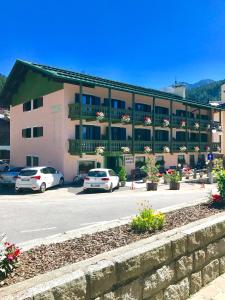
[167,170,180,190]
[141,157,160,191]
[119,166,127,187]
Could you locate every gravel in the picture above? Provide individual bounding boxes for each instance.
[0,203,223,287]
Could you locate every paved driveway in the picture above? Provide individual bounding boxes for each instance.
[0,182,215,243]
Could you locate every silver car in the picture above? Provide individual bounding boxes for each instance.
[0,167,24,185]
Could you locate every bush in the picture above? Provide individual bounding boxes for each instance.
[141,157,160,183]
[214,170,225,201]
[119,166,127,182]
[164,170,180,183]
[131,207,165,233]
[0,234,21,279]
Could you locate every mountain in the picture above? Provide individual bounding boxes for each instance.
[186,79,225,104]
[0,74,6,93]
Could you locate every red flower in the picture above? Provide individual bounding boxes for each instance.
[212,194,223,203]
[7,255,14,261]
[13,248,21,257]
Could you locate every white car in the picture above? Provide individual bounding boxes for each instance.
[83,168,119,192]
[0,160,9,172]
[15,166,64,193]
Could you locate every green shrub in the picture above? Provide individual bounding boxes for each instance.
[119,166,127,182]
[215,170,225,201]
[131,207,165,233]
[141,157,159,183]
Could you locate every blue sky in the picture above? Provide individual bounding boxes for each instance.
[1,0,225,89]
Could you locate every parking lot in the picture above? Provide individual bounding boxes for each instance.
[0,181,215,244]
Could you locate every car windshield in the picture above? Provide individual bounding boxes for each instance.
[88,170,107,177]
[19,170,37,176]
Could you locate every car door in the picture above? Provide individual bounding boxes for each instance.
[41,168,51,188]
[47,167,57,187]
[109,170,118,188]
[50,167,61,186]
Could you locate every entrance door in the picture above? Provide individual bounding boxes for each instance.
[105,156,123,173]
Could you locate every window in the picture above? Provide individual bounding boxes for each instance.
[201,133,208,142]
[75,125,100,140]
[178,155,185,165]
[33,127,43,138]
[135,129,151,141]
[109,170,116,176]
[155,130,169,141]
[135,103,151,112]
[47,167,57,174]
[33,97,43,109]
[88,170,107,177]
[176,110,186,117]
[176,131,187,141]
[75,93,100,106]
[155,106,169,115]
[78,161,95,175]
[104,98,126,109]
[190,133,199,142]
[22,128,32,138]
[26,156,39,167]
[107,127,126,140]
[19,169,37,176]
[23,101,32,112]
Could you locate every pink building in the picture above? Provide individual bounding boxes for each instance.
[0,60,223,181]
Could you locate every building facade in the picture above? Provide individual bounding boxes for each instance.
[0,60,223,181]
[0,110,10,161]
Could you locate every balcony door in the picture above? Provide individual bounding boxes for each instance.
[75,125,100,140]
[135,129,151,141]
[155,130,169,141]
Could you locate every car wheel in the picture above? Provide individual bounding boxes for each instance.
[40,182,46,193]
[108,184,113,193]
[116,182,120,190]
[15,188,21,193]
[59,177,64,187]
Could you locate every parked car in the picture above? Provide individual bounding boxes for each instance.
[15,167,64,193]
[0,167,24,186]
[83,168,119,192]
[0,160,9,172]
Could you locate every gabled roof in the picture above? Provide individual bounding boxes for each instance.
[0,59,222,109]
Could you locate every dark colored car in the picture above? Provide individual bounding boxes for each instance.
[0,167,25,186]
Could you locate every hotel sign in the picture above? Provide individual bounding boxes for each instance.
[124,155,134,164]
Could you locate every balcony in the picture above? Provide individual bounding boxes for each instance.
[69,139,221,155]
[68,104,217,132]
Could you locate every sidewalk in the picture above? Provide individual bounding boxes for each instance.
[189,273,225,300]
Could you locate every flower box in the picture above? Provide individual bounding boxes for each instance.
[144,146,152,153]
[194,146,200,152]
[144,116,152,126]
[121,114,130,124]
[95,146,105,155]
[163,146,170,153]
[163,119,170,127]
[179,145,187,152]
[96,112,105,121]
[121,147,130,153]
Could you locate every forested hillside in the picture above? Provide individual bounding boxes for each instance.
[186,80,225,104]
[0,74,6,93]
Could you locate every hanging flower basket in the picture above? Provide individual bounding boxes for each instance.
[179,146,187,152]
[180,120,186,128]
[194,122,200,130]
[163,119,170,127]
[217,146,221,152]
[121,114,130,124]
[121,147,130,153]
[218,125,223,132]
[194,146,200,152]
[163,146,170,153]
[96,112,105,121]
[95,146,105,155]
[205,146,210,152]
[144,146,152,154]
[207,124,211,130]
[144,116,152,126]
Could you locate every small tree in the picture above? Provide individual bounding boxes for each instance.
[119,166,127,182]
[141,157,159,183]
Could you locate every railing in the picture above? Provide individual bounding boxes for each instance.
[69,139,221,155]
[68,104,219,132]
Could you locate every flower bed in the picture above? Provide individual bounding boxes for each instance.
[1,203,223,288]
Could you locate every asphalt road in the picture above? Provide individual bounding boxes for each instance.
[0,183,213,243]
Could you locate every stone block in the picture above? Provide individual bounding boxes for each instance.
[140,240,172,274]
[170,233,187,260]
[164,277,189,300]
[176,254,193,280]
[86,259,116,298]
[190,271,202,294]
[218,238,225,257]
[219,256,225,274]
[103,279,142,300]
[202,259,220,286]
[143,264,175,299]
[148,291,164,300]
[206,242,219,262]
[193,249,205,271]
[33,292,55,300]
[50,270,87,300]
[114,249,141,282]
[185,220,225,252]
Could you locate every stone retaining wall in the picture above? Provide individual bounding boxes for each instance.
[2,213,225,300]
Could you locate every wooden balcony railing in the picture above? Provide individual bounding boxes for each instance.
[69,139,221,155]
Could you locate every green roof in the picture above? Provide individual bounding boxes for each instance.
[0,59,222,109]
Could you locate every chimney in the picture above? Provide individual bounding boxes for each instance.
[171,82,186,99]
